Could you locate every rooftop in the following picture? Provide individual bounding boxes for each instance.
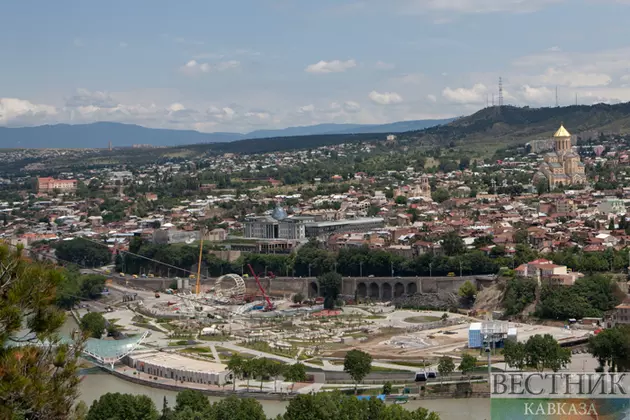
[554,124,571,138]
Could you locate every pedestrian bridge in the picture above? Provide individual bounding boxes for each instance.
[9,331,150,369]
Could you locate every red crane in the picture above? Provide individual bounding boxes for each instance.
[247,264,274,311]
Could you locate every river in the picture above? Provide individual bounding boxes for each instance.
[78,373,490,419]
[64,318,491,419]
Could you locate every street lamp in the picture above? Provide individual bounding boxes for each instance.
[429,263,432,278]
[308,263,312,278]
[360,261,363,278]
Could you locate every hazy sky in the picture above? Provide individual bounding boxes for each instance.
[2,0,630,132]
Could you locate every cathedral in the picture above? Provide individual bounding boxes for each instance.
[534,124,586,188]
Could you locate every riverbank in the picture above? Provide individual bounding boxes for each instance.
[104,364,491,402]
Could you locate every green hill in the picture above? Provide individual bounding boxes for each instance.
[411,103,630,151]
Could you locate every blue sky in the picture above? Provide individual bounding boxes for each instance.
[1,0,630,132]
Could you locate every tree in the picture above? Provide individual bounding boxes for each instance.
[608,218,615,231]
[382,381,393,395]
[174,389,210,414]
[437,356,455,379]
[524,334,571,372]
[458,280,477,304]
[208,396,266,420]
[283,362,307,392]
[458,353,477,379]
[266,360,284,392]
[395,196,408,205]
[292,292,305,304]
[242,359,256,391]
[536,179,549,195]
[432,188,450,203]
[343,349,372,394]
[87,393,159,420]
[281,391,440,420]
[80,312,106,339]
[55,238,111,267]
[503,340,527,371]
[588,325,630,372]
[226,354,244,391]
[0,245,84,420]
[442,231,464,256]
[317,272,342,310]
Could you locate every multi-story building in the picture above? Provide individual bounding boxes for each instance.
[598,197,626,215]
[37,177,77,193]
[612,302,630,326]
[514,258,583,286]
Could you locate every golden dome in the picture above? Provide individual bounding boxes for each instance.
[553,124,571,138]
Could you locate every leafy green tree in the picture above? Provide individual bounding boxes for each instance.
[524,334,571,372]
[281,391,440,420]
[395,196,408,205]
[458,353,477,378]
[87,393,159,420]
[458,280,477,304]
[438,356,455,378]
[588,325,630,372]
[317,272,342,309]
[55,238,111,267]
[441,231,464,256]
[226,354,244,391]
[536,179,549,195]
[292,293,305,304]
[0,245,84,420]
[502,277,537,317]
[503,340,527,370]
[431,188,450,203]
[174,389,210,414]
[343,349,372,394]
[208,396,266,420]
[283,362,307,392]
[382,381,393,395]
[80,312,106,339]
[266,360,284,392]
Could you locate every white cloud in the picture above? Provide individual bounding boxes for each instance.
[298,104,315,113]
[442,83,488,104]
[427,94,437,102]
[401,0,564,14]
[547,46,561,52]
[369,91,403,105]
[168,103,186,112]
[305,59,357,74]
[375,61,396,70]
[343,101,361,112]
[0,98,57,125]
[179,60,240,75]
[520,85,554,103]
[531,68,612,88]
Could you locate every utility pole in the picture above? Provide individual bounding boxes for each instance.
[308,263,312,278]
[195,231,204,295]
[429,263,432,278]
[391,261,394,277]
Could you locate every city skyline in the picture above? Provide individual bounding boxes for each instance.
[2,0,630,132]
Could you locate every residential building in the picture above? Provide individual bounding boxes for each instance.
[598,197,626,215]
[515,258,583,286]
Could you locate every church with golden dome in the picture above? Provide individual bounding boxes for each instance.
[534,124,586,188]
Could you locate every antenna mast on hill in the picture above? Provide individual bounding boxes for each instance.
[555,86,559,107]
[498,77,504,107]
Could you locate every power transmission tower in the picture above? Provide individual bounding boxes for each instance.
[498,77,504,107]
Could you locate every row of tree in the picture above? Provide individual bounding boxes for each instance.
[225,355,306,392]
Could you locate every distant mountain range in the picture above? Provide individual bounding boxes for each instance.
[0,118,454,149]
